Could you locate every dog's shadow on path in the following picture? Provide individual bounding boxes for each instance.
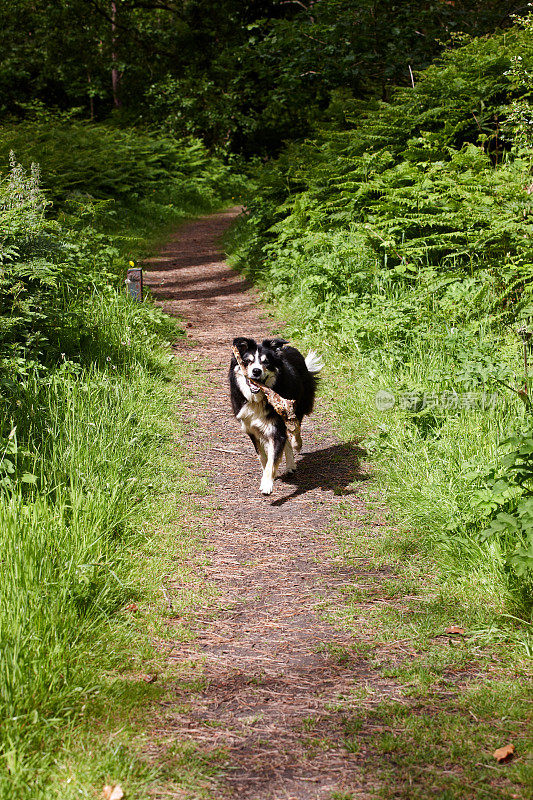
[271,441,368,506]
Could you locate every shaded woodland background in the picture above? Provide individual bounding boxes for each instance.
[0,1,522,153]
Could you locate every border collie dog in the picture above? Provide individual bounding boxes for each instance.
[229,337,323,495]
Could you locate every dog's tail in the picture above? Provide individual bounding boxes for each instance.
[305,350,324,375]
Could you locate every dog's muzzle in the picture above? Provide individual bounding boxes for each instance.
[249,368,263,392]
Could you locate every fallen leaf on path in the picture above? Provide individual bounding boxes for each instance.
[141,673,157,683]
[493,743,515,763]
[445,626,465,635]
[102,784,124,800]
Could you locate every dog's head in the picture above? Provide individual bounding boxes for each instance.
[233,336,287,395]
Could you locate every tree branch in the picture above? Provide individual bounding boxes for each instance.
[83,0,180,59]
[127,0,184,14]
[280,0,315,23]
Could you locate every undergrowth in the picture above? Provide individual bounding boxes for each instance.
[226,17,533,636]
[0,124,239,796]
[0,119,239,210]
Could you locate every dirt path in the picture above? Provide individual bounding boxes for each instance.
[143,209,393,799]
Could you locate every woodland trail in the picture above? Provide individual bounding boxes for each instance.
[142,208,399,799]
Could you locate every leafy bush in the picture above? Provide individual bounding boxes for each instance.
[0,317,182,797]
[0,153,122,385]
[0,118,245,380]
[474,430,533,579]
[0,121,238,208]
[229,18,533,614]
[0,119,235,794]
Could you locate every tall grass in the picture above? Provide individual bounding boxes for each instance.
[0,292,183,796]
[0,121,234,795]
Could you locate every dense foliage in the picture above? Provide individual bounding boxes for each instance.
[229,19,533,611]
[0,0,523,154]
[0,121,233,206]
[0,125,236,371]
[0,129,235,794]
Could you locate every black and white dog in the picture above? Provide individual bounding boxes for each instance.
[229,337,323,495]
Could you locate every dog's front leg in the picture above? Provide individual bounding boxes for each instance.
[248,432,267,468]
[260,435,285,495]
[284,441,296,474]
[258,441,267,469]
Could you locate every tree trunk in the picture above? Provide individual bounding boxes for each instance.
[87,71,94,121]
[111,1,121,108]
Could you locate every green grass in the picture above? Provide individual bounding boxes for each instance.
[0,289,228,797]
[0,134,235,793]
[308,513,532,799]
[224,191,533,800]
[334,687,532,799]
[324,502,532,794]
[0,293,175,795]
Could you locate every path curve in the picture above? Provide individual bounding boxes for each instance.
[143,208,389,799]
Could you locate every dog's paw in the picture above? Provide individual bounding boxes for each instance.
[260,479,273,495]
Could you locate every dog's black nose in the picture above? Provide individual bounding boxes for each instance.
[251,367,262,378]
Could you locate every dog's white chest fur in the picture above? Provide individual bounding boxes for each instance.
[237,396,275,439]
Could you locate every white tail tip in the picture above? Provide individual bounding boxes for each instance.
[305,350,324,374]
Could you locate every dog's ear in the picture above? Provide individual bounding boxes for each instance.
[233,336,255,354]
[262,338,288,352]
